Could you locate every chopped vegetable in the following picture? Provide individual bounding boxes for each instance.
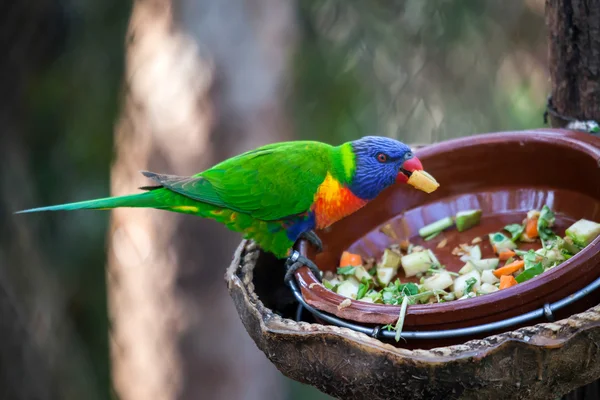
[504,223,525,242]
[492,260,525,278]
[394,295,410,342]
[339,251,363,267]
[455,209,482,232]
[458,262,474,275]
[561,235,582,255]
[515,262,544,283]
[481,269,500,284]
[479,283,499,294]
[460,245,482,262]
[380,249,402,269]
[376,249,403,286]
[499,275,518,290]
[537,205,557,242]
[377,267,397,287]
[489,232,518,254]
[337,266,356,275]
[464,277,478,293]
[565,219,600,247]
[328,206,598,307]
[337,277,360,298]
[525,216,539,238]
[419,217,454,238]
[424,231,441,241]
[356,278,370,299]
[400,251,432,277]
[353,266,373,282]
[498,250,516,261]
[470,258,500,271]
[453,270,481,298]
[422,271,453,291]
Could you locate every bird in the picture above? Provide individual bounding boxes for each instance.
[15,136,438,283]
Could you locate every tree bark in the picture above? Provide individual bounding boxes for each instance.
[107,1,296,399]
[547,1,600,399]
[546,0,600,127]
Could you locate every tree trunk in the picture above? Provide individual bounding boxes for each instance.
[107,1,296,399]
[546,0,600,127]
[547,1,600,398]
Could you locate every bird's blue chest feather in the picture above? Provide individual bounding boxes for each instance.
[284,212,316,241]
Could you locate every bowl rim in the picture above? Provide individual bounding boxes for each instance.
[294,128,600,325]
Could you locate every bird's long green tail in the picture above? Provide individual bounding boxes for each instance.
[15,192,158,214]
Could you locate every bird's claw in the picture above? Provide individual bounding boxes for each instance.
[284,251,322,284]
[300,230,323,253]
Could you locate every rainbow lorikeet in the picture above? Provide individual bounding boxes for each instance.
[16,136,438,282]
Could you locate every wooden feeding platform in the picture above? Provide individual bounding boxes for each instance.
[227,129,600,400]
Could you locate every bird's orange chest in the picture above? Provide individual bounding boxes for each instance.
[311,173,368,229]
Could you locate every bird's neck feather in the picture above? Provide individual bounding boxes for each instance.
[329,143,356,186]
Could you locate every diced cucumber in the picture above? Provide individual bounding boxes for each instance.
[458,261,475,275]
[380,249,402,270]
[471,258,500,271]
[336,277,360,299]
[489,232,517,253]
[481,269,500,284]
[422,271,454,291]
[565,219,600,247]
[455,209,482,232]
[418,217,454,238]
[479,282,499,294]
[377,267,396,287]
[376,249,402,286]
[354,265,373,282]
[358,297,374,303]
[460,245,482,263]
[453,270,481,298]
[400,251,432,277]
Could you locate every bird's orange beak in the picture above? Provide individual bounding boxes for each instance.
[396,157,439,193]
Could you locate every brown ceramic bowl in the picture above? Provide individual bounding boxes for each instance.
[294,129,600,331]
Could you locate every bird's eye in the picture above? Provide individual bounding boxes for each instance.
[404,152,413,160]
[376,153,388,163]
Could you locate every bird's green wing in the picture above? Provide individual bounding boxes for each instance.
[143,141,332,221]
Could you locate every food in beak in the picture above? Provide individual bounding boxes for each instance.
[407,170,439,193]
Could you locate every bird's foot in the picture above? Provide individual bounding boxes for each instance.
[285,250,322,284]
[299,230,323,253]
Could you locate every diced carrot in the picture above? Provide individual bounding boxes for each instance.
[499,275,518,290]
[498,250,516,261]
[525,217,539,238]
[339,251,363,267]
[493,260,525,278]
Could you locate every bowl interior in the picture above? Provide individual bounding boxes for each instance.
[296,129,600,330]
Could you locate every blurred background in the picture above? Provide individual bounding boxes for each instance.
[0,0,548,399]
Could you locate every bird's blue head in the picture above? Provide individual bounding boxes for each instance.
[348,136,427,200]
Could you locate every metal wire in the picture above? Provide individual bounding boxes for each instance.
[288,267,600,340]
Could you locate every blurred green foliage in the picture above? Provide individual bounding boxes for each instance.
[22,1,131,397]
